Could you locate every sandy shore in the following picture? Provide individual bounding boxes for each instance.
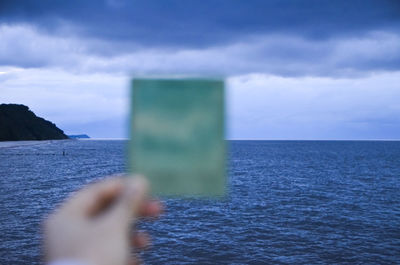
[0,140,54,149]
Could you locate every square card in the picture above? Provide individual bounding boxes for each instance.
[129,78,226,196]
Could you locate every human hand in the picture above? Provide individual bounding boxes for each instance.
[43,176,162,265]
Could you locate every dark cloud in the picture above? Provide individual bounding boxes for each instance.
[1,0,399,48]
[1,25,399,77]
[1,0,399,77]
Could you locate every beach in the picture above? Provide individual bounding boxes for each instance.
[0,140,56,149]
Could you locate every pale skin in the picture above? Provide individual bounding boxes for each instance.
[43,176,163,265]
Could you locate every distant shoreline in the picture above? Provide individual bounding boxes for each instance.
[0,140,67,149]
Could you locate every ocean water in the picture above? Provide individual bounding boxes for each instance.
[0,140,399,264]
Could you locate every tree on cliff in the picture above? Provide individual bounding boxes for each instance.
[0,104,68,141]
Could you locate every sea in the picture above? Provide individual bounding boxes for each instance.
[0,140,399,264]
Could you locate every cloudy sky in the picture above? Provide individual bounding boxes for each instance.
[1,0,399,139]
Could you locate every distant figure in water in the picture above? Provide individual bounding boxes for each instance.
[62,149,65,156]
[43,176,162,265]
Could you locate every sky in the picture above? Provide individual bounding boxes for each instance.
[1,0,399,139]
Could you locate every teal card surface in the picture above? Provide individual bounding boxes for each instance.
[129,78,226,196]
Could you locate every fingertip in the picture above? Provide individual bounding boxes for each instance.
[122,175,150,215]
[139,200,164,218]
[131,231,150,249]
[125,175,149,195]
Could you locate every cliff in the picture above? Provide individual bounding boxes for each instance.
[0,104,68,141]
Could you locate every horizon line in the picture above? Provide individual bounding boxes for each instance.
[86,138,400,141]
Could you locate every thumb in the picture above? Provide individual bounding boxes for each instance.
[107,176,149,225]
